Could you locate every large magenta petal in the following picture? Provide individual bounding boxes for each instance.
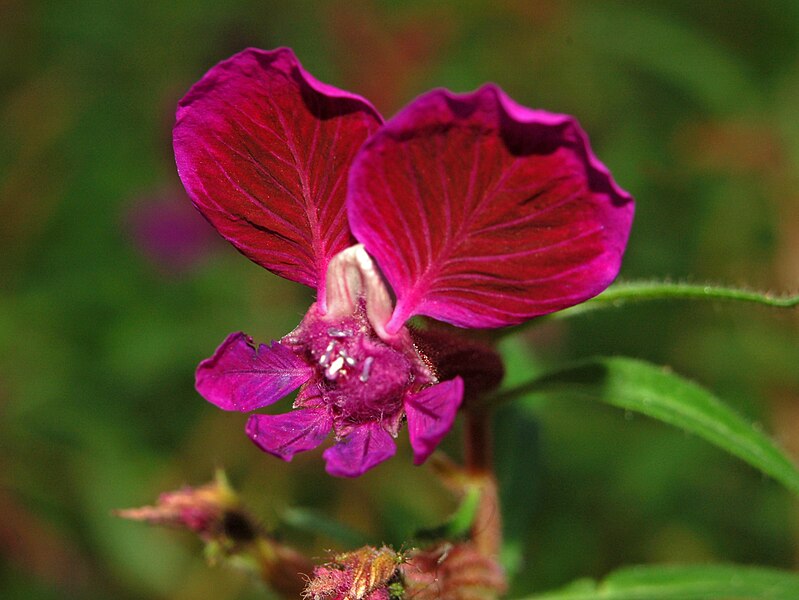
[196,332,313,412]
[322,423,396,477]
[404,378,464,465]
[347,85,634,331]
[174,47,383,302]
[246,408,332,461]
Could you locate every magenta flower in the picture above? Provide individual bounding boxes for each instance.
[174,48,634,477]
[125,186,219,275]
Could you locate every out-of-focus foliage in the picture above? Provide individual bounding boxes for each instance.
[1,1,797,598]
[524,564,799,600]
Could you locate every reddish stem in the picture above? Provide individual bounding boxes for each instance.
[464,407,503,560]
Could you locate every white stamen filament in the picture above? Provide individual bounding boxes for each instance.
[325,356,345,380]
[359,356,374,382]
[327,327,352,338]
[338,348,357,367]
[319,341,336,366]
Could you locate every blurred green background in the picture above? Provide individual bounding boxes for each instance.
[2,1,798,598]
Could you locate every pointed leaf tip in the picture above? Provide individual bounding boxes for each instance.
[500,356,799,497]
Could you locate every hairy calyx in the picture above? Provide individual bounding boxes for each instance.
[287,305,433,434]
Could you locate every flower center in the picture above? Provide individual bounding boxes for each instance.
[289,309,423,426]
[313,323,412,420]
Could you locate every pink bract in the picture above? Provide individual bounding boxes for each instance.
[175,47,634,477]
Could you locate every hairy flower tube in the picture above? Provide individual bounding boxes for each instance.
[174,47,634,477]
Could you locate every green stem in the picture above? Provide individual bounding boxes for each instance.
[551,280,799,320]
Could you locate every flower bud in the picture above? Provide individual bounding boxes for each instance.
[402,542,506,600]
[115,470,240,541]
[304,545,401,600]
[117,471,313,598]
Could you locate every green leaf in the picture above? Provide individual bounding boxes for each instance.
[281,507,369,548]
[521,564,799,599]
[492,357,799,496]
[413,484,482,542]
[553,281,799,320]
[494,337,544,577]
[574,4,758,114]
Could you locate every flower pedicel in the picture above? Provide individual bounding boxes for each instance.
[174,47,634,477]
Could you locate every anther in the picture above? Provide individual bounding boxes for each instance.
[339,348,358,367]
[327,327,352,338]
[319,341,336,366]
[359,356,374,382]
[326,356,345,380]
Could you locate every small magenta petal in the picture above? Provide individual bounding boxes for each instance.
[347,85,634,331]
[404,378,464,465]
[196,332,313,412]
[246,409,332,461]
[322,424,396,477]
[174,47,383,299]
